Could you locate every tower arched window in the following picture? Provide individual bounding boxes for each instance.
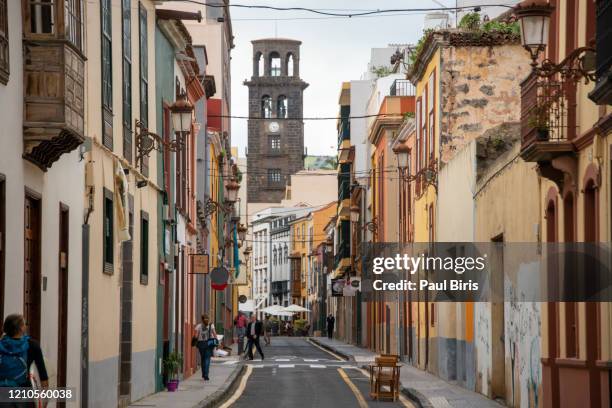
[255,52,264,77]
[277,95,288,118]
[287,53,294,76]
[262,95,272,118]
[270,52,281,76]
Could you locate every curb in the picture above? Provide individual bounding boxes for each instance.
[308,337,354,361]
[198,363,246,408]
[401,387,431,408]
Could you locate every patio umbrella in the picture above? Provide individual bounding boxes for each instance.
[284,304,311,313]
[259,305,286,314]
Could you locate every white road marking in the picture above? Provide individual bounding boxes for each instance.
[275,358,291,362]
[278,364,295,368]
[251,364,265,368]
[303,359,319,362]
[222,360,239,365]
[309,364,326,368]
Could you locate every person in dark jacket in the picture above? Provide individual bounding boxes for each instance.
[245,314,264,361]
[0,314,49,407]
[326,314,335,340]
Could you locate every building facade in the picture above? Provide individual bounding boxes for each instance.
[0,0,85,400]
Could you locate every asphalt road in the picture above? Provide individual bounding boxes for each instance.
[229,337,408,408]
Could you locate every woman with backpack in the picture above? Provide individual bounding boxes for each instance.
[0,314,49,406]
[193,314,217,381]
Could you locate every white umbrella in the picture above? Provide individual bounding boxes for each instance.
[238,300,255,313]
[260,304,284,314]
[284,304,311,313]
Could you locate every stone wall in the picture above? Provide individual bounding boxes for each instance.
[439,44,529,165]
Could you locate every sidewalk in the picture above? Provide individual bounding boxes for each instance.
[129,353,243,408]
[311,337,502,408]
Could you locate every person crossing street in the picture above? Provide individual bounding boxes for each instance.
[245,314,264,361]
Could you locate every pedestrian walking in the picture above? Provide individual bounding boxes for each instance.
[245,314,264,360]
[194,314,218,381]
[326,314,335,340]
[0,314,49,407]
[234,312,247,356]
[263,315,272,346]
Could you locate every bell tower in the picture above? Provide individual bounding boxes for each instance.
[244,38,308,203]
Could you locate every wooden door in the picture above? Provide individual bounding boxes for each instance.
[57,205,69,408]
[24,193,41,341]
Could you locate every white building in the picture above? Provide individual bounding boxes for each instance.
[0,0,85,401]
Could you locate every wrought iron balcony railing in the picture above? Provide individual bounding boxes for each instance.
[390,79,416,96]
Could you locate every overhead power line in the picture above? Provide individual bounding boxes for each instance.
[165,1,514,18]
[209,113,404,121]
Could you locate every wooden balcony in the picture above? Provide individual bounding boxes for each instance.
[519,73,574,162]
[23,41,85,170]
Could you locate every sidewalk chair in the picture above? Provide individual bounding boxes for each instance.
[369,354,401,401]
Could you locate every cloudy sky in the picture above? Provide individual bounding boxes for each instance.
[229,0,453,157]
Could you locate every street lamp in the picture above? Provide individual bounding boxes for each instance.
[514,1,595,82]
[393,143,410,170]
[238,224,247,242]
[225,179,240,203]
[170,93,194,133]
[514,1,553,66]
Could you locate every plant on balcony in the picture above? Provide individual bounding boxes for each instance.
[163,351,183,392]
[528,104,551,140]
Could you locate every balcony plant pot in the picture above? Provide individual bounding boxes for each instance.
[536,127,550,141]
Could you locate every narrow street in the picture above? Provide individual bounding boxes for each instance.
[228,337,412,408]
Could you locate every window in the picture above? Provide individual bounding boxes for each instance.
[122,0,132,163]
[255,52,263,76]
[140,211,149,284]
[101,0,113,149]
[29,0,55,34]
[428,72,435,161]
[421,87,427,167]
[284,245,288,263]
[262,95,272,118]
[270,52,281,76]
[415,99,421,171]
[64,0,83,51]
[273,247,277,265]
[286,53,294,76]
[268,168,281,185]
[277,95,288,118]
[0,0,9,84]
[139,3,149,175]
[103,188,114,274]
[269,135,280,152]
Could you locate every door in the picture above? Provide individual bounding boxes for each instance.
[57,205,69,408]
[24,193,41,341]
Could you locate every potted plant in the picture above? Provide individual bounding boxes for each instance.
[528,105,551,141]
[163,352,183,392]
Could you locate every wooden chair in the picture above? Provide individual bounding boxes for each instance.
[369,354,401,401]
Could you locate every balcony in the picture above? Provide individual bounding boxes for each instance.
[337,105,350,147]
[23,42,85,171]
[334,241,350,270]
[290,255,302,298]
[519,73,574,162]
[389,79,415,96]
[271,280,289,296]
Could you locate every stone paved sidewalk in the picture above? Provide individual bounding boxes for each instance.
[129,355,243,408]
[312,337,503,408]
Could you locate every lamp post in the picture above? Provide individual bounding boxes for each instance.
[514,1,595,82]
[170,93,194,134]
